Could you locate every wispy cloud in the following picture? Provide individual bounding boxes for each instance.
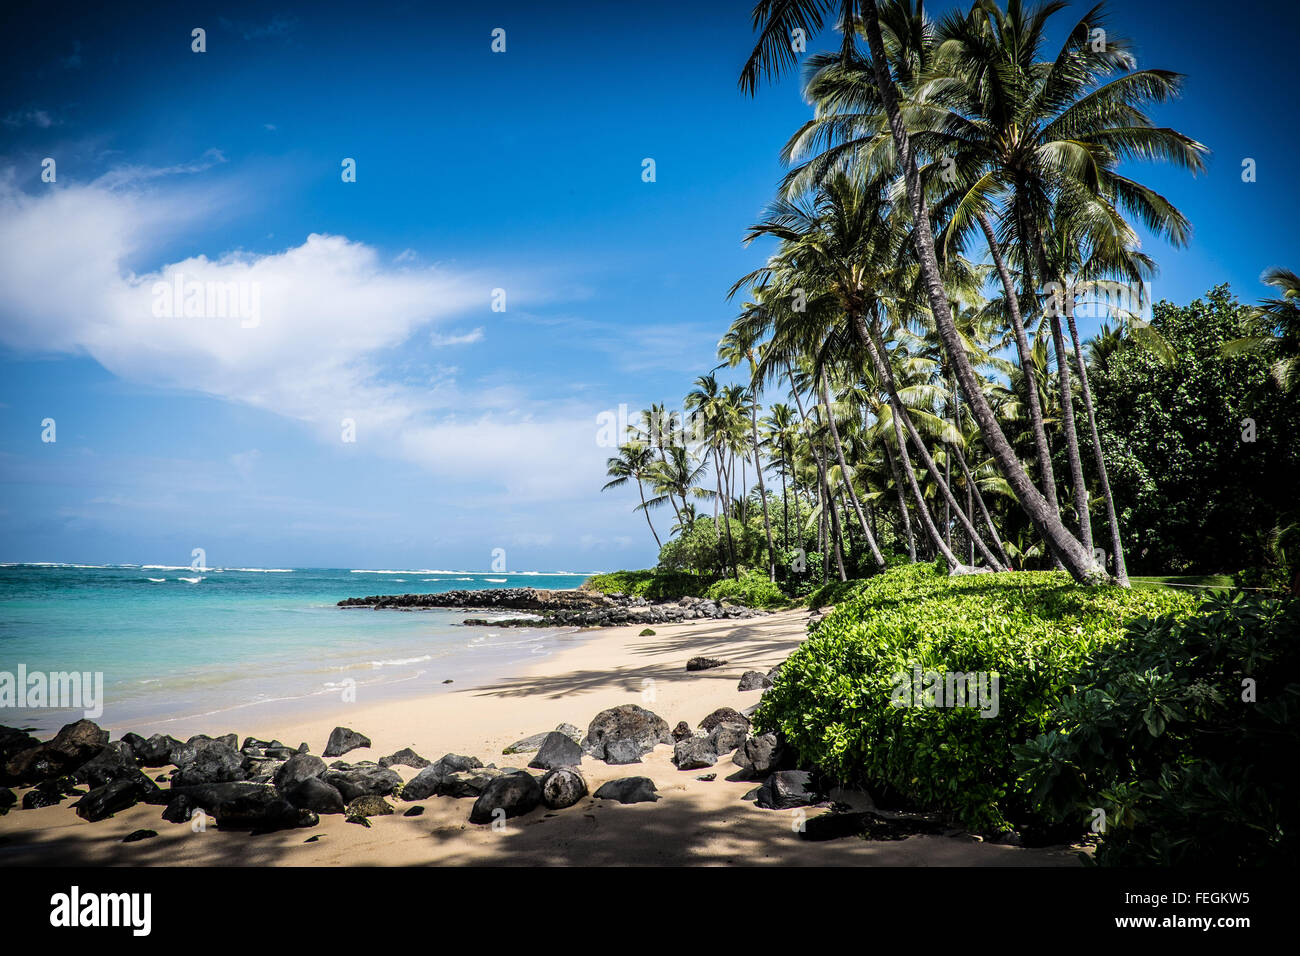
[3,109,56,129]
[218,15,299,41]
[429,327,484,347]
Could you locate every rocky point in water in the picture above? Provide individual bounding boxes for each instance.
[337,586,767,627]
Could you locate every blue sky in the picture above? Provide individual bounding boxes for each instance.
[1,0,1296,571]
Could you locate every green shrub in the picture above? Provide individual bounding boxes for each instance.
[1015,592,1300,865]
[706,570,789,609]
[753,564,1200,830]
[582,569,714,600]
[656,515,768,577]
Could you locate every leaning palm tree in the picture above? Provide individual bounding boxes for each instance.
[601,443,663,550]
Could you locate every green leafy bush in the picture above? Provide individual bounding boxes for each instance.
[582,569,714,600]
[656,515,766,577]
[1015,593,1300,865]
[706,570,789,609]
[753,564,1200,830]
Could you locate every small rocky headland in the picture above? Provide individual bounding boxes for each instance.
[336,586,768,627]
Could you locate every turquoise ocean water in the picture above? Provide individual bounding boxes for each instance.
[0,564,593,736]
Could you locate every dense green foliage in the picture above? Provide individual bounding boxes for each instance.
[581,569,714,600]
[754,564,1199,830]
[705,570,790,608]
[583,567,789,608]
[1091,286,1300,582]
[655,516,768,578]
[1016,594,1300,865]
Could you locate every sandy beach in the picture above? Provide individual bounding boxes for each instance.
[0,609,1083,866]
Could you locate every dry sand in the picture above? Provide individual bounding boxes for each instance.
[0,609,1082,866]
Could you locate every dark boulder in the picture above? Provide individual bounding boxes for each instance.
[699,707,749,733]
[737,670,773,691]
[164,780,315,831]
[504,722,583,755]
[399,753,486,801]
[540,768,587,810]
[585,704,670,759]
[593,777,660,804]
[673,738,717,770]
[378,747,430,770]
[501,731,550,755]
[0,786,15,812]
[245,758,286,784]
[273,753,327,793]
[74,741,140,788]
[686,657,728,672]
[755,770,820,810]
[345,795,393,817]
[286,776,345,815]
[735,733,786,778]
[670,721,693,743]
[323,726,371,758]
[123,828,158,843]
[323,766,401,802]
[708,722,747,755]
[74,771,159,822]
[0,725,40,764]
[122,732,179,767]
[469,772,542,824]
[171,740,249,787]
[23,784,65,809]
[161,794,197,824]
[603,739,643,765]
[55,719,110,754]
[439,767,506,799]
[528,732,583,771]
[3,719,110,786]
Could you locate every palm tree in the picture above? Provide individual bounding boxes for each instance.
[719,330,780,581]
[1223,267,1300,393]
[686,374,742,578]
[602,443,663,550]
[761,402,801,554]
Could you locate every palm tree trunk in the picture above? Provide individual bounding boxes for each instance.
[634,480,662,550]
[749,395,777,582]
[819,373,886,567]
[977,210,1059,512]
[966,473,975,565]
[1049,288,1093,553]
[859,0,1103,583]
[954,448,1011,568]
[779,453,790,555]
[881,428,916,561]
[857,316,1005,570]
[719,452,739,579]
[1065,294,1130,586]
[823,455,848,582]
[880,375,960,568]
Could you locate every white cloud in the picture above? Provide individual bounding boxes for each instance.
[429,327,484,347]
[0,173,610,504]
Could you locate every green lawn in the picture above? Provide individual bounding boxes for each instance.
[1129,574,1236,591]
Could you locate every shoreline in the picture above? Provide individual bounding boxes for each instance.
[0,609,1084,866]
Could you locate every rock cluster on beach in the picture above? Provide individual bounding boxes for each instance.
[337,586,767,627]
[1,655,890,845]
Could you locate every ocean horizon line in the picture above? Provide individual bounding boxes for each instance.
[0,562,604,577]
